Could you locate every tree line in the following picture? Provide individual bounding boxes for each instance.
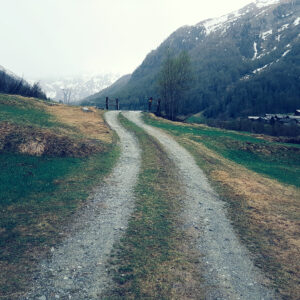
[155,49,300,138]
[0,70,47,100]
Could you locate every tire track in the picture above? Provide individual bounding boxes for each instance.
[23,111,140,300]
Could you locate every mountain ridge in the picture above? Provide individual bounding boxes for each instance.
[31,73,120,103]
[83,0,300,118]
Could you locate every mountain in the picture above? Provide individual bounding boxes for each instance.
[34,73,120,103]
[84,0,300,118]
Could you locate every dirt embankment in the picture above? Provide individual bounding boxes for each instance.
[0,122,104,157]
[0,100,112,157]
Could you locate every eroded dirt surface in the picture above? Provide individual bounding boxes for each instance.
[124,111,276,300]
[22,111,140,300]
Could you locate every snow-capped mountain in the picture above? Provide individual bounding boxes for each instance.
[33,74,120,103]
[85,0,300,117]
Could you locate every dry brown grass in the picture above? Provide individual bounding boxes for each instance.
[184,138,300,299]
[0,122,105,157]
[47,104,112,143]
[1,98,113,157]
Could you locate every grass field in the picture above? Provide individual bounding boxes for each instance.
[144,113,300,299]
[144,114,300,188]
[107,114,203,299]
[0,94,119,299]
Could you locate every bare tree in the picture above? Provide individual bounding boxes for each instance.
[157,50,193,120]
[62,88,72,104]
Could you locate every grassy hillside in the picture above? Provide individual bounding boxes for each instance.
[144,113,300,299]
[0,94,119,299]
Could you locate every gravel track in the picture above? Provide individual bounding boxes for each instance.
[124,111,276,300]
[22,111,140,300]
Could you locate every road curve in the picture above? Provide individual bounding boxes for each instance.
[23,111,140,300]
[124,111,275,300]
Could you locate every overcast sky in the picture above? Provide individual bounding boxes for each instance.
[0,0,254,79]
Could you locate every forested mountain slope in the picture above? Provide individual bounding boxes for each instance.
[0,65,46,100]
[83,0,300,118]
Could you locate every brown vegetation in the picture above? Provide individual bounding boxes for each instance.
[184,138,300,299]
[0,122,104,157]
[47,104,112,143]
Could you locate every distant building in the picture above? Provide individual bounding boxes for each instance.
[248,111,300,125]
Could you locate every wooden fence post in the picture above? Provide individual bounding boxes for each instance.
[106,97,109,110]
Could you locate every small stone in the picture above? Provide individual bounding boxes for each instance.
[78,265,82,269]
[64,276,68,280]
[38,296,46,300]
[50,247,55,252]
[55,295,60,299]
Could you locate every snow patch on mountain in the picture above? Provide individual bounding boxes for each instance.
[253,42,258,59]
[260,29,273,40]
[294,17,300,25]
[278,23,290,32]
[197,0,282,37]
[255,0,280,9]
[253,63,270,73]
[282,49,291,57]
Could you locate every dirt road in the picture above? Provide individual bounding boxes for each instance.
[124,111,275,300]
[23,110,275,299]
[23,111,140,300]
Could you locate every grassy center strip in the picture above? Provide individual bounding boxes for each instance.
[107,114,203,299]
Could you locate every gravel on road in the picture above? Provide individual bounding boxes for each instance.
[124,111,276,300]
[22,111,140,300]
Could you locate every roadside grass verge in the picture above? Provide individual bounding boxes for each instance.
[144,114,300,188]
[143,113,300,299]
[0,144,119,299]
[0,95,120,299]
[106,114,203,299]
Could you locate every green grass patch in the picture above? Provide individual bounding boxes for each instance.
[0,143,120,297]
[144,114,300,187]
[0,94,60,128]
[107,114,202,299]
[186,112,206,124]
[144,113,300,299]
